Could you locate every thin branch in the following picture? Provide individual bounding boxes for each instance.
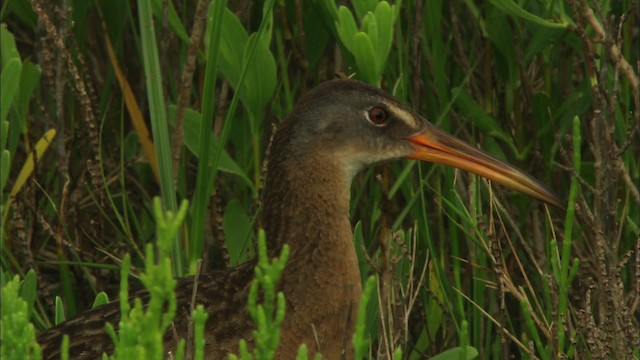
[171,0,212,180]
[580,2,639,112]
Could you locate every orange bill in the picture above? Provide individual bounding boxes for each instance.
[406,122,563,208]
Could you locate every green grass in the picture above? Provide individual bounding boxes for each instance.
[1,0,638,358]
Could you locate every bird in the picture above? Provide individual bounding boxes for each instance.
[37,79,561,359]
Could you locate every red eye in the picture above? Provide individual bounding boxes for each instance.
[368,106,388,125]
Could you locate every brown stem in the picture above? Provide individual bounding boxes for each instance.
[581,2,639,113]
[171,0,212,181]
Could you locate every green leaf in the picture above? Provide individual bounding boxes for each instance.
[315,0,339,20]
[217,10,276,118]
[189,0,228,271]
[524,26,566,62]
[13,61,41,126]
[242,33,277,116]
[1,58,22,123]
[426,261,444,340]
[429,346,479,360]
[1,150,10,193]
[362,12,377,50]
[352,32,378,84]
[223,199,253,265]
[490,0,568,29]
[173,106,253,189]
[451,87,514,148]
[335,2,395,86]
[18,270,37,320]
[486,7,519,85]
[353,222,369,284]
[3,1,37,28]
[217,8,249,88]
[138,0,181,272]
[532,92,555,137]
[55,296,66,325]
[336,6,359,52]
[555,81,592,125]
[92,292,109,308]
[352,276,377,359]
[259,0,274,45]
[301,8,332,68]
[0,24,20,66]
[1,120,8,152]
[374,1,394,66]
[353,0,379,19]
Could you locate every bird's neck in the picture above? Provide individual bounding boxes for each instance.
[261,147,362,279]
[262,149,362,356]
[262,150,355,263]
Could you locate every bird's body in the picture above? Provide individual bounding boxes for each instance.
[37,79,560,359]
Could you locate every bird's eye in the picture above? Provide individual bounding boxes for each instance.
[367,106,388,125]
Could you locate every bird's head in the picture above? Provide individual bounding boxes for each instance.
[280,79,562,208]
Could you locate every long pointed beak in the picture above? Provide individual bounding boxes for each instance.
[406,122,563,208]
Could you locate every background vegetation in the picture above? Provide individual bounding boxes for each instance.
[1,0,638,358]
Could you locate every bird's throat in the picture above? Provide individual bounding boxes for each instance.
[262,152,362,357]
